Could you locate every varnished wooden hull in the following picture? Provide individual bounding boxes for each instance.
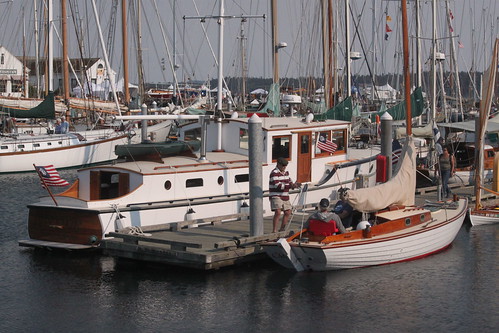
[27,206,103,246]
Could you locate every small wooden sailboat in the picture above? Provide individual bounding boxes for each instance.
[468,38,499,226]
[262,0,468,271]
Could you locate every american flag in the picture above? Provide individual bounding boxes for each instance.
[392,139,402,165]
[35,165,70,187]
[317,134,337,153]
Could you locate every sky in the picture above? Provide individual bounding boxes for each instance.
[0,0,498,88]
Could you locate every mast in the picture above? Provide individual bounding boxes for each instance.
[136,0,145,106]
[401,0,411,134]
[445,0,463,120]
[271,0,279,85]
[345,0,351,97]
[34,0,40,98]
[122,0,130,106]
[430,0,437,121]
[61,0,70,106]
[22,8,27,97]
[48,0,54,92]
[415,0,422,88]
[321,0,330,108]
[239,19,247,112]
[474,38,499,209]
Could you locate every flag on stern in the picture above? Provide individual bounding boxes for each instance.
[35,165,70,187]
[317,134,338,153]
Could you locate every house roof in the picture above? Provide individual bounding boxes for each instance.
[16,57,102,75]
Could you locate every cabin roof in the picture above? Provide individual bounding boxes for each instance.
[80,151,251,175]
[228,117,349,131]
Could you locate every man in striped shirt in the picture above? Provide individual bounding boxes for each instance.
[269,157,301,233]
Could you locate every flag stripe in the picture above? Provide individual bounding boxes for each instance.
[36,165,70,187]
[317,135,338,153]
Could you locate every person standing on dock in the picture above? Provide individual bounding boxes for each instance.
[439,146,455,198]
[269,157,301,233]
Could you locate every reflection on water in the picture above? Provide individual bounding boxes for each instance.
[0,174,498,332]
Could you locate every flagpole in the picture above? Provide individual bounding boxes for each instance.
[33,164,59,206]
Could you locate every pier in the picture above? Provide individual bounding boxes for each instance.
[100,183,498,270]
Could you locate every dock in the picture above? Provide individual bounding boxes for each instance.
[101,184,498,270]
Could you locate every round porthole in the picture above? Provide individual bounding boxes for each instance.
[405,218,411,226]
[218,176,224,185]
[164,180,172,190]
[420,214,425,222]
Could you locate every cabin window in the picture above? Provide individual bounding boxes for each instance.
[405,218,411,226]
[185,127,201,141]
[47,142,52,146]
[17,144,25,149]
[186,178,203,188]
[1,146,7,149]
[315,129,346,156]
[164,180,172,190]
[0,79,6,93]
[90,171,130,200]
[420,214,425,222]
[239,128,249,150]
[487,150,495,158]
[272,135,291,161]
[217,176,224,185]
[235,174,249,183]
[33,143,40,148]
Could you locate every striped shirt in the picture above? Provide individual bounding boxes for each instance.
[269,167,294,200]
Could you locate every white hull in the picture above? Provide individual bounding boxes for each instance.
[264,198,467,271]
[0,132,129,173]
[468,208,499,226]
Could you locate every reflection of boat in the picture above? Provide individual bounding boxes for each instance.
[262,3,467,271]
[20,115,379,250]
[469,38,499,226]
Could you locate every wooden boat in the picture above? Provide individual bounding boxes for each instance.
[262,138,468,271]
[19,115,379,250]
[262,1,467,271]
[468,38,499,226]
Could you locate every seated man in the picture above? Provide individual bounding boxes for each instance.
[334,197,354,229]
[305,198,346,234]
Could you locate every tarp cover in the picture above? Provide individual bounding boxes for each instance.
[343,137,416,212]
[1,92,56,119]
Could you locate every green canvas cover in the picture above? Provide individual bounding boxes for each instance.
[369,87,424,122]
[1,92,56,119]
[314,96,353,121]
[259,83,280,116]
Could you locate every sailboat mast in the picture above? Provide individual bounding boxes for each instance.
[122,0,130,106]
[345,0,351,98]
[34,0,41,98]
[136,0,145,105]
[401,0,411,134]
[271,0,279,85]
[48,0,54,92]
[61,0,70,106]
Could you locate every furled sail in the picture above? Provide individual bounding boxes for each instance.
[0,92,56,119]
[343,137,416,212]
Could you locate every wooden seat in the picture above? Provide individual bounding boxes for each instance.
[308,219,339,236]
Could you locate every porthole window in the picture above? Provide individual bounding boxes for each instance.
[164,180,172,190]
[405,218,411,226]
[218,176,224,185]
[186,178,203,188]
[420,214,425,222]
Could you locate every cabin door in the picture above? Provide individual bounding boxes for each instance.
[297,132,312,183]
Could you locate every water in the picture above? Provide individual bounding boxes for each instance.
[1,172,498,333]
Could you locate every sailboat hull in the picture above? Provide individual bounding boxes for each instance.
[264,198,468,271]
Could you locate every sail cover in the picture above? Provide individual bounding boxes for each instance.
[343,137,416,212]
[0,92,56,119]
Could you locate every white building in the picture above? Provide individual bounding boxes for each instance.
[0,45,29,97]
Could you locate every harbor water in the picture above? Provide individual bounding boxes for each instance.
[0,172,497,332]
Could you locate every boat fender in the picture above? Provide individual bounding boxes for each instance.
[356,221,371,230]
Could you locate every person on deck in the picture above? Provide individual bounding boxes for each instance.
[304,198,346,234]
[334,197,354,229]
[269,157,301,233]
[54,118,62,134]
[60,116,69,134]
[439,146,455,198]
